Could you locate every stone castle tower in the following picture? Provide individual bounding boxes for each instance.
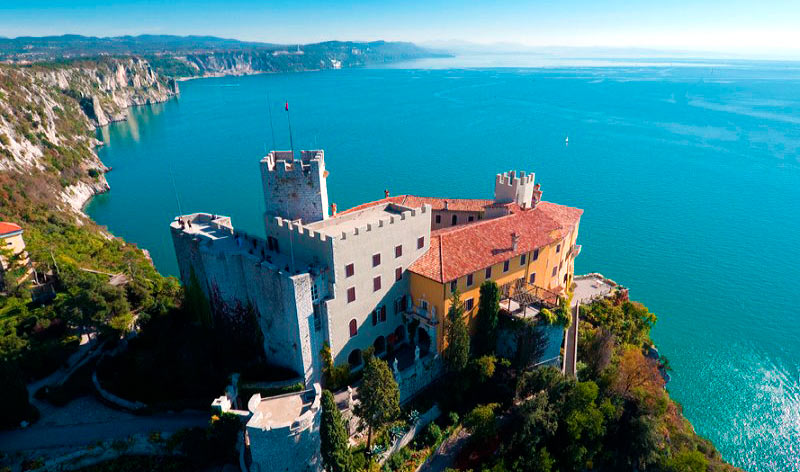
[494,170,542,209]
[260,150,329,223]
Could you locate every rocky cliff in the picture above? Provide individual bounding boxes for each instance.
[0,57,178,216]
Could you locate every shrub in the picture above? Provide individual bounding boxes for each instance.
[464,403,500,442]
[422,423,443,447]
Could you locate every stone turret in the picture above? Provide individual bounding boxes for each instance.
[261,150,329,224]
[494,170,538,209]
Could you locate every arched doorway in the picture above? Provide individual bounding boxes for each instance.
[348,349,362,367]
[417,327,431,354]
[394,324,406,343]
[373,336,386,355]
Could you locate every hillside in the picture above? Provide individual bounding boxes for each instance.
[0,35,446,78]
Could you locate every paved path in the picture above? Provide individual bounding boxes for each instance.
[563,304,579,378]
[417,428,471,472]
[0,396,208,453]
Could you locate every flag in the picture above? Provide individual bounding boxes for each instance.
[285,102,289,111]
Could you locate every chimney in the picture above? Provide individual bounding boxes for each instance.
[444,200,449,210]
[512,232,520,252]
[331,203,337,216]
[384,189,390,198]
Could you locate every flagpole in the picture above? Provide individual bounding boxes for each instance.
[267,93,276,151]
[285,101,295,155]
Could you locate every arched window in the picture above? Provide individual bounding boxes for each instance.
[373,336,386,355]
[451,214,458,226]
[349,319,358,338]
[348,349,362,367]
[394,324,406,342]
[417,327,432,354]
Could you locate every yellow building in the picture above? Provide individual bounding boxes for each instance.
[406,193,582,353]
[0,222,32,290]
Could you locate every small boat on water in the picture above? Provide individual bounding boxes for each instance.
[565,136,569,145]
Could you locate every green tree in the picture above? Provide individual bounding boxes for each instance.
[444,290,470,373]
[0,243,29,297]
[321,389,353,472]
[475,280,500,354]
[354,354,400,451]
[464,403,500,442]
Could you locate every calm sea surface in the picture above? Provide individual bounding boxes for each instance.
[87,57,800,471]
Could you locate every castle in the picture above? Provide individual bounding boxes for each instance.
[171,149,582,471]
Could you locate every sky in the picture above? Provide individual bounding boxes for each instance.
[2,0,800,58]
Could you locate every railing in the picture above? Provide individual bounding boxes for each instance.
[499,279,560,310]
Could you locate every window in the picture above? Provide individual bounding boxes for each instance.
[267,236,280,253]
[466,273,474,287]
[435,214,441,224]
[380,305,387,322]
[485,267,492,279]
[395,295,408,314]
[372,253,381,267]
[556,244,561,253]
[421,300,429,311]
[533,248,539,261]
[450,280,457,292]
[373,276,382,292]
[451,214,458,226]
[468,215,474,222]
[465,298,474,311]
[552,267,558,277]
[503,260,510,272]
[311,283,319,301]
[417,236,425,249]
[347,287,356,303]
[395,245,403,258]
[395,267,403,281]
[520,254,527,265]
[349,319,358,337]
[529,272,536,284]
[372,311,378,326]
[345,263,354,278]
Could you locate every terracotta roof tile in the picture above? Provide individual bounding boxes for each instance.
[408,202,582,283]
[0,222,22,237]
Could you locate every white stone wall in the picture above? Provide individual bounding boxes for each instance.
[261,150,329,224]
[325,205,432,367]
[494,170,536,208]
[171,224,317,382]
[247,386,323,472]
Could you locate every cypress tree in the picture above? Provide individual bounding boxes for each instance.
[476,280,500,354]
[320,389,353,472]
[444,289,470,373]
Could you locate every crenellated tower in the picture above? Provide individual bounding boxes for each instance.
[493,170,540,209]
[261,150,330,224]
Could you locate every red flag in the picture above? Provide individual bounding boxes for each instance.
[285,102,289,111]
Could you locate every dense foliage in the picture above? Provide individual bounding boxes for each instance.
[459,295,740,472]
[321,389,355,472]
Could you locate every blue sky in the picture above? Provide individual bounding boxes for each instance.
[2,0,799,56]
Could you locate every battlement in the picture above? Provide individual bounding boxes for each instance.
[247,384,321,433]
[261,149,329,223]
[494,170,537,209]
[261,150,325,173]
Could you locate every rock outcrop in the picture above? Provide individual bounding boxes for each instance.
[0,57,178,215]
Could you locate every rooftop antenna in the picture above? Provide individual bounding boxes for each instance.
[267,92,276,151]
[285,101,295,155]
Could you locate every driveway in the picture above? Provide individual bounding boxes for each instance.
[0,396,208,453]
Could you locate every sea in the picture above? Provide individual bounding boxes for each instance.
[87,55,800,471]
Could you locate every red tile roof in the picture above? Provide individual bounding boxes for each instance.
[337,195,493,216]
[0,222,22,237]
[408,201,582,283]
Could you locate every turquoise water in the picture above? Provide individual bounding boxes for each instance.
[87,60,800,471]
